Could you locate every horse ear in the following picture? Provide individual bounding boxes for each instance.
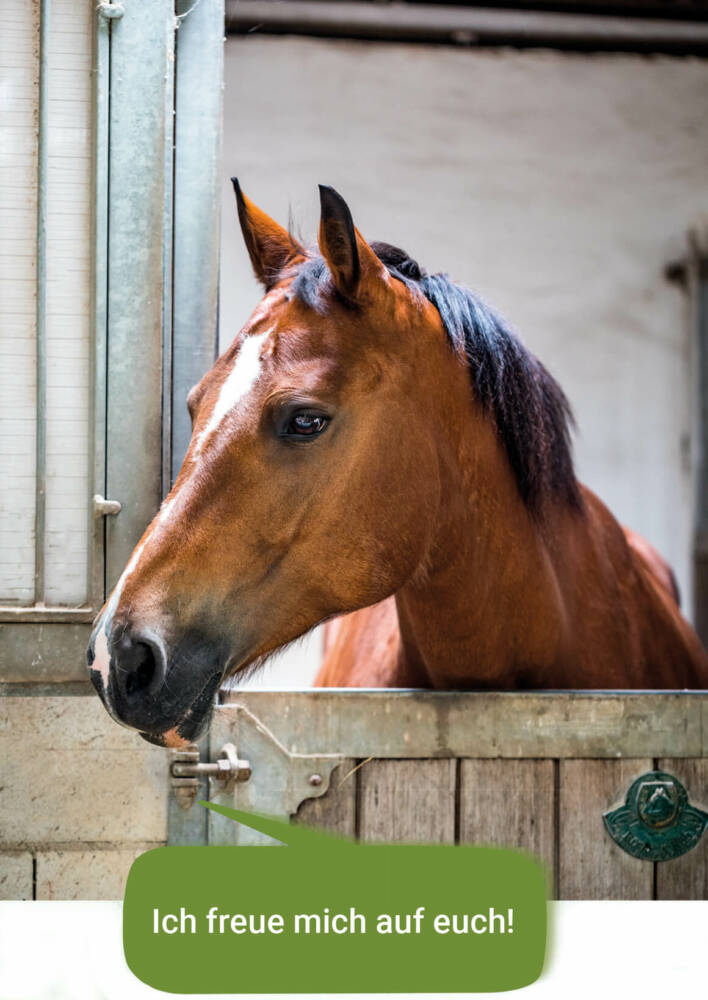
[232,178,304,290]
[318,185,386,301]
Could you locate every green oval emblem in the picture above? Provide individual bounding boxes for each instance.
[603,771,708,862]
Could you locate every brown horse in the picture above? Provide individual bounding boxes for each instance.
[87,182,708,748]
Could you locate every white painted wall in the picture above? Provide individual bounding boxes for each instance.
[221,38,708,685]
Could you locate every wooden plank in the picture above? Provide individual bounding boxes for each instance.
[459,760,555,893]
[294,759,356,838]
[358,759,456,843]
[656,758,708,900]
[217,691,707,759]
[559,759,653,899]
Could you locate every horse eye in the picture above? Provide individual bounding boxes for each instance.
[286,412,329,438]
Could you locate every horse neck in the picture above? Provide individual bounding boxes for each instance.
[393,406,570,689]
[391,406,708,688]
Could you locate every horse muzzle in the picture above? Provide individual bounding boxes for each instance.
[86,618,224,745]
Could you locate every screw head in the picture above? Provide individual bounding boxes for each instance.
[309,773,322,787]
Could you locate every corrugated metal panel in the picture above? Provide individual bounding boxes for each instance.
[0,0,225,677]
[44,0,92,605]
[0,0,38,604]
[0,0,93,608]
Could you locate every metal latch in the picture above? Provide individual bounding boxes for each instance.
[171,742,251,810]
[93,494,122,517]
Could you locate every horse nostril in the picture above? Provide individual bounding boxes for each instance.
[113,632,166,704]
[125,642,157,697]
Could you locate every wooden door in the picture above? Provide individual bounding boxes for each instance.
[183,690,708,900]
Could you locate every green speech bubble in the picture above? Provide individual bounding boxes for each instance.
[123,803,547,994]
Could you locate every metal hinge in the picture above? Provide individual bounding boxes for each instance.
[170,742,251,810]
[93,494,122,517]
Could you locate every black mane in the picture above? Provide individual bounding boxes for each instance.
[291,242,581,513]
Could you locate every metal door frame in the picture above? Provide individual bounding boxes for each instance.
[0,0,223,683]
[689,225,708,647]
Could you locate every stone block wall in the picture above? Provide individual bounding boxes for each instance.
[0,696,169,900]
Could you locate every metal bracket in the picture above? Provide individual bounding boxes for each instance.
[604,770,708,862]
[208,704,344,844]
[93,494,122,517]
[97,2,125,20]
[170,742,251,811]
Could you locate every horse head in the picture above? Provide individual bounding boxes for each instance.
[87,184,453,745]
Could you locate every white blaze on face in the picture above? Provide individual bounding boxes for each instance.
[91,540,146,684]
[155,328,271,528]
[92,329,271,688]
[93,626,111,686]
[193,329,271,457]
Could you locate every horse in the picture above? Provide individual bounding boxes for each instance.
[87,182,708,748]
